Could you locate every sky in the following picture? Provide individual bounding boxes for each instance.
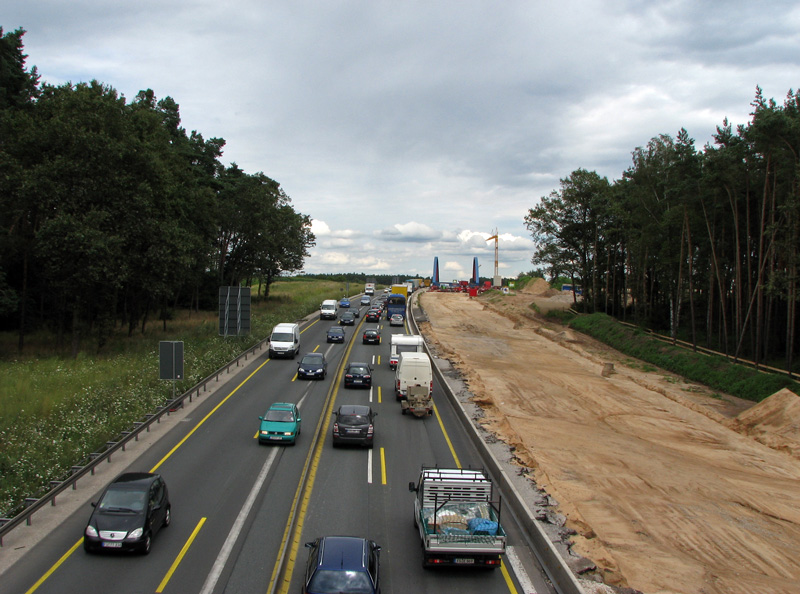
[6,1,800,281]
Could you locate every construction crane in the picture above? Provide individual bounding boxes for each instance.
[486,229,499,285]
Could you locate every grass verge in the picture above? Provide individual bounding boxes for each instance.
[568,313,800,403]
[0,278,341,517]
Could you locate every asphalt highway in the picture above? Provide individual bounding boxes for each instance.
[2,297,555,594]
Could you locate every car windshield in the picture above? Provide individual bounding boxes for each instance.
[308,569,373,593]
[271,332,293,341]
[349,366,369,374]
[329,329,343,335]
[338,414,369,426]
[265,410,294,422]
[98,488,147,512]
[302,356,322,365]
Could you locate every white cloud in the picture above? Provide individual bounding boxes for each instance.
[6,1,800,277]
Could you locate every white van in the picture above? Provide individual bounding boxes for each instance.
[320,299,337,320]
[395,352,433,401]
[269,323,300,358]
[389,334,425,369]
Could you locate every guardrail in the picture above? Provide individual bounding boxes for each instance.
[408,290,585,594]
[0,337,271,547]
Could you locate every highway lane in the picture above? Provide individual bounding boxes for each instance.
[4,296,554,594]
[4,315,346,594]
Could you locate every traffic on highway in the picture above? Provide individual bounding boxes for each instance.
[2,293,556,594]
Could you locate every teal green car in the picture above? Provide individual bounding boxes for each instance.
[258,402,301,444]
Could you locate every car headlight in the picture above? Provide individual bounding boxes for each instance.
[85,525,98,538]
[283,432,293,436]
[260,430,269,435]
[128,528,144,539]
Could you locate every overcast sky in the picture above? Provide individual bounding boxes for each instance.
[6,1,799,281]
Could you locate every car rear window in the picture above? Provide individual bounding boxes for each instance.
[338,414,369,426]
[308,570,372,593]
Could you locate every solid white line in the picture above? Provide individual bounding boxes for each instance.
[199,447,279,594]
[505,546,538,594]
[367,448,373,484]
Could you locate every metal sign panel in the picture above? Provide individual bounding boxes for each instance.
[159,341,184,380]
[218,286,251,336]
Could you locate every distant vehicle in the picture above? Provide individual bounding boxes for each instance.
[364,282,376,296]
[268,322,300,359]
[362,329,381,345]
[385,293,406,320]
[339,311,356,326]
[344,362,372,388]
[352,307,361,318]
[389,313,404,327]
[320,300,338,320]
[258,402,301,444]
[298,352,327,379]
[303,536,381,593]
[326,327,345,344]
[83,472,170,554]
[332,405,377,448]
[339,298,351,308]
[383,287,390,293]
[360,295,371,306]
[365,310,380,323]
[389,334,425,370]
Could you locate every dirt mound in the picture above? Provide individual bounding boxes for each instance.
[521,277,551,295]
[729,388,800,457]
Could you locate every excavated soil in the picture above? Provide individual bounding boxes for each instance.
[418,287,800,594]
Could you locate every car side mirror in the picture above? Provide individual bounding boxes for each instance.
[91,501,97,507]
[259,416,264,421]
[373,413,378,417]
[305,541,314,549]
[408,482,418,492]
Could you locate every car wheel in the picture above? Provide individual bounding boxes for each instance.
[163,506,171,528]
[141,534,152,555]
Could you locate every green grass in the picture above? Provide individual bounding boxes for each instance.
[0,278,341,517]
[568,313,800,403]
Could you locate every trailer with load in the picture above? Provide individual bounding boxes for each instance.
[401,384,433,417]
[408,467,506,568]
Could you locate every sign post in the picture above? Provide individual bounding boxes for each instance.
[159,341,184,405]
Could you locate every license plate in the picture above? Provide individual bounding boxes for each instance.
[353,380,362,383]
[453,558,474,564]
[102,542,122,548]
[346,429,361,434]
[269,436,283,441]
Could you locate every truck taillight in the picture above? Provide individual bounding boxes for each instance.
[367,425,373,434]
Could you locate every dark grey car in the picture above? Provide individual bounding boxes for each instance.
[83,472,170,554]
[332,405,376,448]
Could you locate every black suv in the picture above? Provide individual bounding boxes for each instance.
[304,536,381,594]
[84,472,170,554]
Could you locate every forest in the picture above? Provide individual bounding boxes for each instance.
[0,28,315,356]
[525,87,800,374]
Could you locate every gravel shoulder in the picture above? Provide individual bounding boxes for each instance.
[418,287,800,594]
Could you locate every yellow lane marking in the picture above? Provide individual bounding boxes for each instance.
[432,399,461,468]
[500,560,520,593]
[156,517,206,593]
[380,448,387,485]
[150,358,270,472]
[24,538,82,594]
[271,329,359,594]
[377,386,382,404]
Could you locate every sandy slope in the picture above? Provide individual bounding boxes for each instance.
[418,288,800,594]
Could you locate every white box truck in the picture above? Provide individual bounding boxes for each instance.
[395,351,432,402]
